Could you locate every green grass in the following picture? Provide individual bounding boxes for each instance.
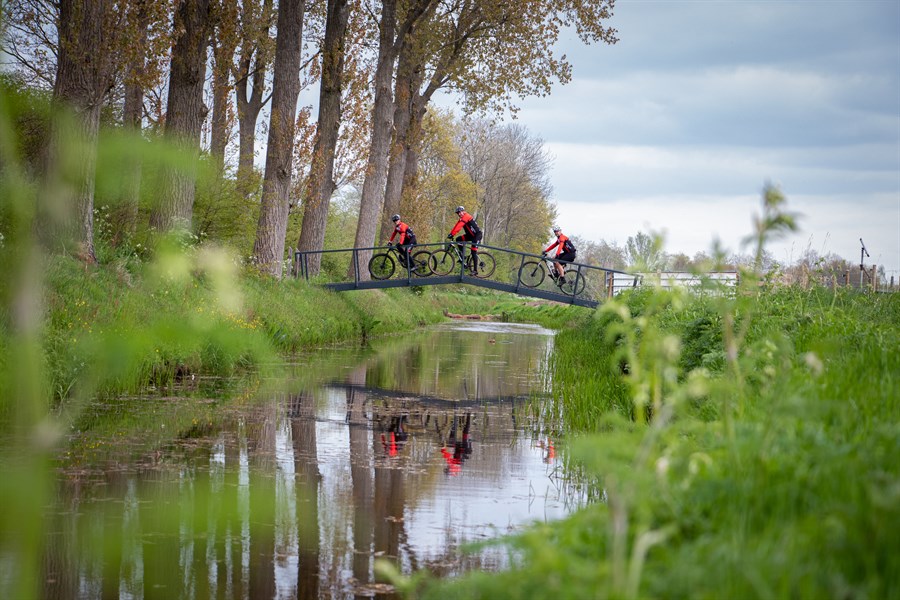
[407,286,900,600]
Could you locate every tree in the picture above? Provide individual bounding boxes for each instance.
[410,108,477,242]
[349,0,438,280]
[149,0,212,232]
[384,0,617,236]
[625,231,666,271]
[43,0,122,261]
[457,119,554,250]
[209,0,241,171]
[251,0,305,276]
[117,0,170,238]
[2,0,60,90]
[296,0,352,276]
[377,23,424,243]
[572,237,627,270]
[233,0,274,190]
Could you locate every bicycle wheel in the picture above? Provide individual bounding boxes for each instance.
[368,252,396,280]
[466,251,496,278]
[429,249,458,276]
[559,271,586,296]
[518,260,545,288]
[410,249,433,276]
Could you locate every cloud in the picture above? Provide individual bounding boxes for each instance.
[555,192,899,274]
[502,0,900,276]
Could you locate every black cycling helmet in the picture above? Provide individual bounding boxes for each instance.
[391,214,400,222]
[455,205,465,214]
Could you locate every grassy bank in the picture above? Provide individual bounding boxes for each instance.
[411,285,899,599]
[4,251,581,412]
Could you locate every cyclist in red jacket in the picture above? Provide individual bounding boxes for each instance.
[387,214,417,266]
[543,226,577,284]
[447,206,483,273]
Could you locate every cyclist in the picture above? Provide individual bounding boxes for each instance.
[543,226,577,284]
[447,206,483,274]
[387,214,416,266]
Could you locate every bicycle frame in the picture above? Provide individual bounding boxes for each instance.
[447,241,471,261]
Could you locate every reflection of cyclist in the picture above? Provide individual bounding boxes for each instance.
[440,414,473,475]
[387,214,417,266]
[447,206,483,274]
[381,415,409,458]
[540,438,555,463]
[543,226,576,284]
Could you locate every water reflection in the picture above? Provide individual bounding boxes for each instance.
[39,321,582,599]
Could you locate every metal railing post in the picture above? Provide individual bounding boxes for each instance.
[515,253,526,292]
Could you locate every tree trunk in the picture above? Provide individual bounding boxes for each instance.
[348,0,397,280]
[251,0,305,277]
[43,0,118,262]
[399,97,425,217]
[150,0,211,232]
[234,0,273,193]
[209,37,234,171]
[296,0,351,276]
[119,0,150,240]
[379,37,420,243]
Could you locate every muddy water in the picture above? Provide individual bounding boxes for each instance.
[46,321,581,599]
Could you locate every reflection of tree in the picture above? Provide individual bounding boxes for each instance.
[223,428,245,599]
[291,392,321,600]
[374,421,407,572]
[140,473,182,599]
[347,364,375,593]
[363,326,552,402]
[247,401,276,597]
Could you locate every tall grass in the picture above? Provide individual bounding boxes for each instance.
[401,190,900,600]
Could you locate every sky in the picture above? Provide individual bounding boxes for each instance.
[502,0,900,277]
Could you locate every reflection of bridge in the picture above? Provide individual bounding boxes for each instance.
[320,383,544,410]
[293,243,638,309]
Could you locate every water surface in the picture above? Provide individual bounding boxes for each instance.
[44,321,580,599]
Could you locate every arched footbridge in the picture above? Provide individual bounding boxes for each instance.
[293,243,738,310]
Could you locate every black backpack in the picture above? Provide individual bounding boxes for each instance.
[465,218,481,237]
[563,238,576,254]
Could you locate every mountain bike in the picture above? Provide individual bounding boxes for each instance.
[368,244,433,280]
[428,242,496,278]
[518,253,586,295]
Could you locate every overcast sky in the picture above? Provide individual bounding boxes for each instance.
[501,0,900,277]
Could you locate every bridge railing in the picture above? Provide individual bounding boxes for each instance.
[293,242,638,307]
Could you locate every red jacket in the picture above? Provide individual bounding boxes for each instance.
[545,233,570,257]
[450,211,478,237]
[389,221,412,245]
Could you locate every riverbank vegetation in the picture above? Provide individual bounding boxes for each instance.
[407,197,899,599]
[5,249,567,408]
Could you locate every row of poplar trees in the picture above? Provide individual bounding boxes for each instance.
[4,0,617,278]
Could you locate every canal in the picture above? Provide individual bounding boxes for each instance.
[45,320,583,599]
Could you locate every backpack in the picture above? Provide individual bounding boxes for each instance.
[405,227,417,245]
[563,238,576,254]
[464,218,481,237]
